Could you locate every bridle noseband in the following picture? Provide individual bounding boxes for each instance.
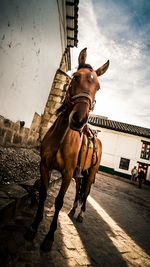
[64,85,96,114]
[71,93,96,111]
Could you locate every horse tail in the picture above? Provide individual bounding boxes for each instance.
[78,170,89,204]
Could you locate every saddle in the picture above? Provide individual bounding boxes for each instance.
[73,124,97,179]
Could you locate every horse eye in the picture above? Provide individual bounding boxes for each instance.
[97,84,100,90]
[73,75,79,81]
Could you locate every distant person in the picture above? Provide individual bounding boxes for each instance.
[137,168,145,188]
[131,166,138,181]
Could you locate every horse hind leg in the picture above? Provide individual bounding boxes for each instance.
[76,169,94,223]
[24,160,50,241]
[40,174,72,252]
[68,178,80,218]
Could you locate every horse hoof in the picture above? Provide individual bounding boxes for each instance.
[24,227,37,242]
[40,238,53,252]
[76,214,83,223]
[68,208,75,218]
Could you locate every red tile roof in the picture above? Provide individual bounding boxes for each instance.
[88,116,150,138]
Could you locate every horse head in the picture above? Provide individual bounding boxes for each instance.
[65,48,109,131]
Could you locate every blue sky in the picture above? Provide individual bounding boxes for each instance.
[70,0,150,128]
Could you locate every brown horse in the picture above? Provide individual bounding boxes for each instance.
[25,48,109,252]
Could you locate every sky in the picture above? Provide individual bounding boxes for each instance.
[70,0,150,128]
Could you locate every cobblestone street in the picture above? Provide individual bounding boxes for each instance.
[1,172,150,267]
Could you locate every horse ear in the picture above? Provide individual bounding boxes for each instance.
[96,60,109,76]
[78,48,87,65]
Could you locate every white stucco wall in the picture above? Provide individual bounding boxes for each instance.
[0,0,65,127]
[97,129,139,175]
[90,125,150,180]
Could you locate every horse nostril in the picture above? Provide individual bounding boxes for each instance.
[72,111,88,125]
[72,112,80,123]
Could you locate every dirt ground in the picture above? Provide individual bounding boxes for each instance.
[0,146,41,184]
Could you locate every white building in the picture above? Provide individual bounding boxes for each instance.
[0,0,78,128]
[89,115,150,182]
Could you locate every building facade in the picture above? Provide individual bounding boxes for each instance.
[0,0,79,147]
[89,115,150,182]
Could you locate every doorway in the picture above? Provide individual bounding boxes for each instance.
[138,163,148,183]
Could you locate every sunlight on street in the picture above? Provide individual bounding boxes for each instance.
[59,211,91,266]
[88,195,150,266]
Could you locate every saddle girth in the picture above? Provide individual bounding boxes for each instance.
[73,124,98,178]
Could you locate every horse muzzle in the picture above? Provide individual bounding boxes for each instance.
[69,109,88,132]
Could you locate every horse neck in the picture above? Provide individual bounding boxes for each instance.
[50,112,69,143]
[41,112,69,153]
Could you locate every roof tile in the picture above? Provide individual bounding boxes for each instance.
[88,116,150,139]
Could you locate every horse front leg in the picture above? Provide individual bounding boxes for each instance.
[24,160,50,241]
[40,174,72,252]
[68,178,80,218]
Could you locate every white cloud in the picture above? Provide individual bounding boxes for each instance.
[71,0,150,128]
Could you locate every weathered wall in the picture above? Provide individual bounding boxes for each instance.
[0,51,71,147]
[0,0,65,128]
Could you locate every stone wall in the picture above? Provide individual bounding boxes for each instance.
[0,116,39,148]
[39,52,71,140]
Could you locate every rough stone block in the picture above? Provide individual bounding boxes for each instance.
[13,123,20,132]
[0,128,6,145]
[23,133,29,143]
[0,128,6,137]
[51,88,63,96]
[47,100,56,108]
[41,120,48,127]
[0,117,4,128]
[29,131,39,142]
[56,73,67,82]
[30,112,41,132]
[49,95,61,103]
[5,130,12,143]
[27,137,33,146]
[55,102,62,109]
[13,134,22,144]
[4,119,11,128]
[40,128,48,140]
[50,115,57,123]
[55,82,64,90]
[48,106,56,115]
[44,106,49,114]
[43,113,50,121]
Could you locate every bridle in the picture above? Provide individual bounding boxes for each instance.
[63,84,96,114]
[71,93,96,111]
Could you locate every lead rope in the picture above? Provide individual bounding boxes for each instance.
[73,132,84,178]
[91,137,98,168]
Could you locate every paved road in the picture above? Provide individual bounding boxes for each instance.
[1,172,150,266]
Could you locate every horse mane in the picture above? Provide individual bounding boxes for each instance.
[78,63,93,70]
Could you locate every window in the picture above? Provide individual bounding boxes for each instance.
[140,142,150,160]
[119,157,130,170]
